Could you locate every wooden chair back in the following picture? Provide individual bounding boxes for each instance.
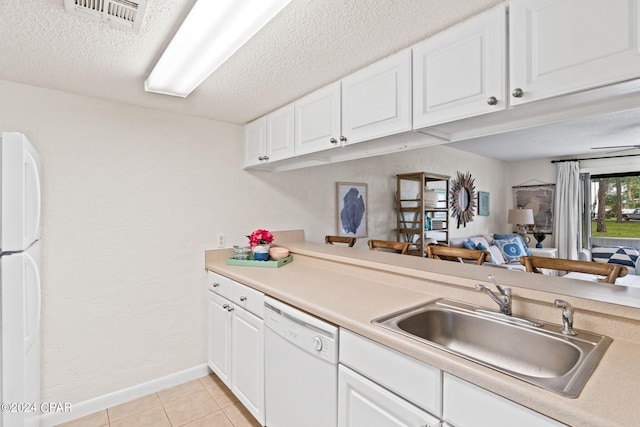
[325,235,357,247]
[367,240,410,254]
[519,256,628,284]
[426,245,491,265]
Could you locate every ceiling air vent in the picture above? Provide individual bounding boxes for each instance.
[63,0,148,33]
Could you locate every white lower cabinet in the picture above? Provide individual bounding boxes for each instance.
[208,292,232,386]
[207,273,265,426]
[339,365,441,427]
[340,329,565,427]
[442,373,565,427]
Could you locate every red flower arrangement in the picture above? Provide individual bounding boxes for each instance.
[247,229,274,248]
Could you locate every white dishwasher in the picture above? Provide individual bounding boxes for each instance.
[264,296,339,427]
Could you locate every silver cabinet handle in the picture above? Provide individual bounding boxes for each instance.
[222,304,229,309]
[487,96,498,105]
[240,296,247,302]
[340,136,347,143]
[512,88,524,98]
[330,138,338,144]
[227,306,234,312]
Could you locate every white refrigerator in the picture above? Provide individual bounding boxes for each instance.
[1,132,42,427]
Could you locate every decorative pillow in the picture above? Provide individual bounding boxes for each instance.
[493,237,528,264]
[469,236,491,249]
[592,245,639,275]
[475,242,505,265]
[494,233,532,256]
[485,245,506,265]
[462,240,477,251]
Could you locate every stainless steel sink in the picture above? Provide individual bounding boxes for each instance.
[372,298,612,397]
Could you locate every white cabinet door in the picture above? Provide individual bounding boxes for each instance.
[266,104,295,162]
[442,373,565,427]
[509,0,640,105]
[208,292,232,387]
[342,49,412,144]
[294,81,342,155]
[338,365,441,427]
[413,4,506,127]
[243,116,267,167]
[231,306,265,426]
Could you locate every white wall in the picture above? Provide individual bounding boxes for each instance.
[0,80,508,405]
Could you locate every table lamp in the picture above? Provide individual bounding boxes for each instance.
[508,208,535,244]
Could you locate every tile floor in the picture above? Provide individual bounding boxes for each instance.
[56,374,260,427]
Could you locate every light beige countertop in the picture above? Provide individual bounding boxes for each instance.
[205,241,640,426]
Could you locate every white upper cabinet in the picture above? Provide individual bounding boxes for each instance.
[244,105,294,168]
[341,49,412,144]
[509,0,640,105]
[265,104,295,162]
[243,116,267,168]
[294,81,342,156]
[413,4,506,128]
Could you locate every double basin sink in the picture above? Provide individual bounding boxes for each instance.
[372,298,611,397]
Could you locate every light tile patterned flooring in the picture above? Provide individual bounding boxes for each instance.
[56,374,260,427]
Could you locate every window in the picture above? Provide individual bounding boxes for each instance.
[588,172,640,238]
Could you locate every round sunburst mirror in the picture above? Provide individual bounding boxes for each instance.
[450,171,476,228]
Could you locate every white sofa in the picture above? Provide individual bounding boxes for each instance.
[580,237,640,276]
[449,233,533,271]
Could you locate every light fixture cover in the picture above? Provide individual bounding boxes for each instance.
[145,0,291,97]
[508,208,535,225]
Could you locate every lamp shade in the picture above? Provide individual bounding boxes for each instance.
[508,208,535,225]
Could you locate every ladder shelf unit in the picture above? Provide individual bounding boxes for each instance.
[396,172,450,257]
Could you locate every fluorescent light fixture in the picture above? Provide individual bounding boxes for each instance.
[145,0,291,97]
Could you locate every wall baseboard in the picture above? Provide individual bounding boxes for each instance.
[39,364,210,427]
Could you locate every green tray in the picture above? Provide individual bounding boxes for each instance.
[226,254,293,268]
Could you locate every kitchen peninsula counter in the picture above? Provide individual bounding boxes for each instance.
[205,241,640,426]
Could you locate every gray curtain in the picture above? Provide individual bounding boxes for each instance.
[553,161,581,259]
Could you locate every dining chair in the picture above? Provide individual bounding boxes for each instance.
[367,240,410,254]
[425,245,491,265]
[519,256,628,284]
[325,235,357,247]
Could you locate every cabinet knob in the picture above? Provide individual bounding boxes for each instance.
[240,296,247,302]
[257,156,264,161]
[330,138,338,144]
[512,88,524,98]
[262,155,269,161]
[227,307,234,312]
[487,96,498,105]
[340,136,347,143]
[213,283,220,287]
[222,304,229,309]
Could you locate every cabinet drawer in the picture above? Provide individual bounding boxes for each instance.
[443,373,565,427]
[207,271,232,299]
[230,281,264,318]
[340,329,442,416]
[339,365,441,427]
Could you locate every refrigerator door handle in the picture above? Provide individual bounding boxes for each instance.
[24,247,41,353]
[24,147,42,248]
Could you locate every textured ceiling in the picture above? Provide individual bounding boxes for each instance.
[1,0,637,161]
[0,0,501,125]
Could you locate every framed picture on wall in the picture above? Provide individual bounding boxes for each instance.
[337,182,368,237]
[512,184,555,233]
[478,191,490,216]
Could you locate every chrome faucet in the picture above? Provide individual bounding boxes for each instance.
[475,275,512,315]
[554,299,578,336]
